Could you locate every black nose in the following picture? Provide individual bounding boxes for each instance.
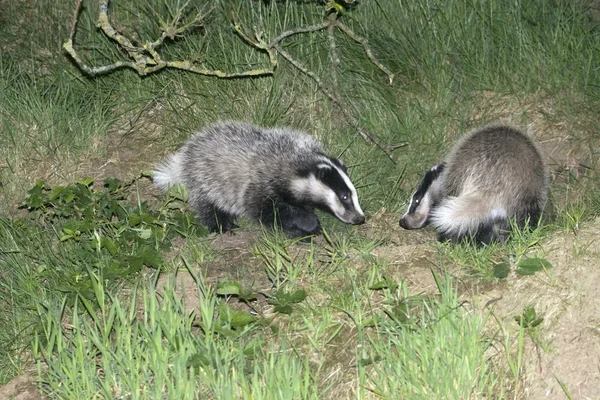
[399,217,408,229]
[355,215,366,225]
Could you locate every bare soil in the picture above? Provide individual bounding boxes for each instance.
[0,374,42,400]
[483,221,600,399]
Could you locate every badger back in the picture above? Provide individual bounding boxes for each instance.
[442,125,548,214]
[429,125,549,242]
[177,122,325,216]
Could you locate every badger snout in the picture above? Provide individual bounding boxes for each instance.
[399,216,410,230]
[338,211,365,225]
[352,214,366,225]
[399,212,428,230]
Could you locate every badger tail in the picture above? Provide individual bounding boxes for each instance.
[430,194,509,244]
[153,153,184,192]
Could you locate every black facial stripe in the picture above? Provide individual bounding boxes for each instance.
[328,157,347,173]
[409,163,445,213]
[317,165,354,209]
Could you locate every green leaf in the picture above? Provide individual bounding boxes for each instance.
[529,318,544,328]
[216,282,242,296]
[104,177,122,192]
[493,262,511,279]
[135,245,163,269]
[369,278,399,291]
[129,213,142,226]
[516,257,553,275]
[76,177,94,187]
[288,289,307,303]
[385,302,409,324]
[166,200,186,210]
[515,305,544,328]
[360,318,376,328]
[48,186,64,201]
[134,228,153,240]
[228,310,257,328]
[218,303,257,328]
[167,184,189,202]
[273,304,293,315]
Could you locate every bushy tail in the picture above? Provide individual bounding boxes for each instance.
[152,153,183,192]
[430,194,509,243]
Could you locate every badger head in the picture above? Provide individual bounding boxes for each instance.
[292,158,365,225]
[399,163,445,230]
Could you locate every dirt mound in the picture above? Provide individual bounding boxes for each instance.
[475,219,600,399]
[0,374,43,400]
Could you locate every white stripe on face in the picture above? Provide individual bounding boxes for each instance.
[329,163,364,218]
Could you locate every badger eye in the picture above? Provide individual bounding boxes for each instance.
[340,194,349,202]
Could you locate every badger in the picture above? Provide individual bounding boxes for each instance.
[153,121,365,238]
[399,124,549,244]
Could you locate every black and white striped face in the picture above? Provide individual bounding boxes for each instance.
[293,158,365,225]
[399,163,445,230]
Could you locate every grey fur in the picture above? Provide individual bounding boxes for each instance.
[154,121,365,237]
[400,124,549,244]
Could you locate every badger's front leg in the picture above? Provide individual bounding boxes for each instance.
[280,204,321,239]
[260,202,321,239]
[194,201,238,233]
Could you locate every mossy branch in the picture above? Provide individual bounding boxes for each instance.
[63,0,275,78]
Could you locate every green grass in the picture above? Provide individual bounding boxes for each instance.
[359,273,499,399]
[1,0,600,397]
[35,268,320,399]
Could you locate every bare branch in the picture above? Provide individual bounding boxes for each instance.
[67,0,82,43]
[269,21,330,46]
[336,22,394,86]
[63,1,396,161]
[63,0,274,78]
[231,14,278,72]
[275,44,396,164]
[327,12,340,91]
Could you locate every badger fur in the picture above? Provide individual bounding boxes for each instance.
[399,125,548,244]
[153,121,365,238]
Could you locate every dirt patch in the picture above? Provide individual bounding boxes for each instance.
[474,219,600,399]
[156,230,271,316]
[0,374,44,400]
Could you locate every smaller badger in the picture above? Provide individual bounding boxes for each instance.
[399,125,548,244]
[153,121,365,238]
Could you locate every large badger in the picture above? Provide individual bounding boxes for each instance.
[399,124,549,244]
[153,121,365,238]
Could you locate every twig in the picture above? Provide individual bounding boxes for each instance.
[67,0,82,43]
[231,7,397,163]
[336,22,394,86]
[269,21,330,46]
[64,1,396,161]
[274,44,396,164]
[327,12,340,91]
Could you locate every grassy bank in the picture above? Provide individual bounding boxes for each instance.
[1,0,599,397]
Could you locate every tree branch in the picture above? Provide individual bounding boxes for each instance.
[63,0,274,78]
[274,44,396,164]
[336,21,394,86]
